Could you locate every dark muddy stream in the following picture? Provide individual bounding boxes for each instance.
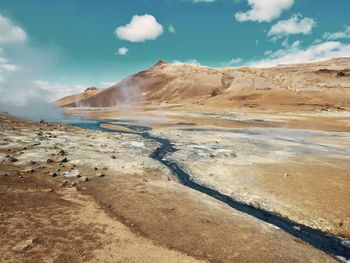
[73,120,350,262]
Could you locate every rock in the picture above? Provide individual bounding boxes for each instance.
[12,239,37,252]
[46,158,54,164]
[336,71,346,77]
[111,155,116,159]
[71,182,77,187]
[39,119,46,124]
[28,160,36,165]
[94,167,98,171]
[143,178,148,182]
[24,168,35,173]
[293,226,301,231]
[79,176,89,182]
[62,169,80,178]
[284,173,289,178]
[97,172,105,177]
[209,153,215,158]
[58,157,68,163]
[45,189,54,193]
[8,156,18,162]
[61,180,68,187]
[49,172,58,177]
[59,149,66,156]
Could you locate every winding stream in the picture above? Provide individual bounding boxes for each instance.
[74,120,350,262]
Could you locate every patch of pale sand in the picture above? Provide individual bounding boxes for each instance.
[61,188,206,263]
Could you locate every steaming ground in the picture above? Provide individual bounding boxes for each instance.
[0,112,342,262]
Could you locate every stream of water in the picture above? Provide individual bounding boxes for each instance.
[73,120,350,262]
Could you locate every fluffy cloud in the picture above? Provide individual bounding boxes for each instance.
[0,49,19,72]
[249,40,350,67]
[172,59,202,66]
[235,0,294,23]
[34,80,85,100]
[117,47,129,56]
[224,58,243,66]
[0,14,27,44]
[168,25,176,34]
[323,26,350,40]
[268,14,316,39]
[0,63,18,72]
[115,14,163,42]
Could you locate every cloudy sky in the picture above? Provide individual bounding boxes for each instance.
[0,0,350,100]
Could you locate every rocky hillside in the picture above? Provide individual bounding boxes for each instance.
[56,58,350,111]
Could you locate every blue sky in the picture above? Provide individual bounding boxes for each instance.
[0,0,350,100]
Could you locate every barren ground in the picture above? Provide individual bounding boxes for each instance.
[0,112,343,262]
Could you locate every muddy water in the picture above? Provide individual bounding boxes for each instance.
[73,120,350,262]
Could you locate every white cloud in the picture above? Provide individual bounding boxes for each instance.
[168,25,176,34]
[117,47,129,56]
[0,49,19,72]
[249,40,350,67]
[0,63,18,72]
[224,58,242,66]
[34,80,85,100]
[172,59,202,66]
[235,0,294,23]
[268,14,315,39]
[0,14,27,44]
[323,26,350,40]
[115,14,163,42]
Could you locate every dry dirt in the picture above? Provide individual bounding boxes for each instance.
[0,113,340,262]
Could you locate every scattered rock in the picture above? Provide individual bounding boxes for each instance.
[97,172,105,177]
[79,176,89,182]
[58,157,68,163]
[143,178,148,182]
[49,172,58,177]
[58,149,66,156]
[12,239,37,252]
[61,180,68,187]
[8,156,18,162]
[62,169,80,178]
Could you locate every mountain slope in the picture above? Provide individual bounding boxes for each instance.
[56,58,350,111]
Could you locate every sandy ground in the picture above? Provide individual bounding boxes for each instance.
[65,107,350,239]
[0,113,339,262]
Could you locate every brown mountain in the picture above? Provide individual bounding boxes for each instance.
[56,58,350,111]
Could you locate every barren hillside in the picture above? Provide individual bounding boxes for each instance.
[56,58,350,111]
